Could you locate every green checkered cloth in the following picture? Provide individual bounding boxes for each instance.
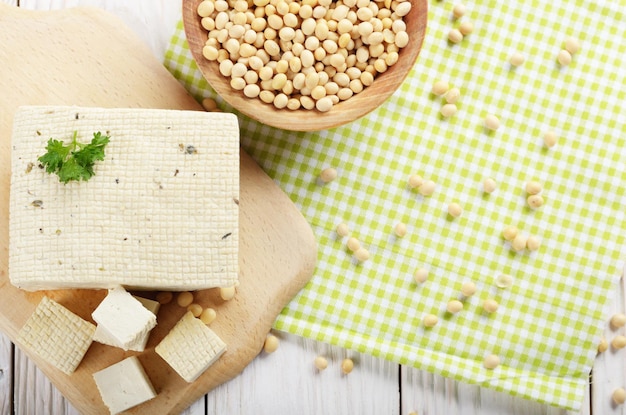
[164,0,626,410]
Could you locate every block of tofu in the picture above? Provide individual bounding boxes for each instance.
[9,105,239,291]
[155,311,226,383]
[93,294,160,352]
[17,296,95,375]
[92,287,157,351]
[93,356,157,414]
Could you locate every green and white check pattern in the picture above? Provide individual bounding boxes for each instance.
[164,0,626,410]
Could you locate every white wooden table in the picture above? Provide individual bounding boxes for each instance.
[1,1,624,414]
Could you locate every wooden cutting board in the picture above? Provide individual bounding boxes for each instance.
[0,4,316,414]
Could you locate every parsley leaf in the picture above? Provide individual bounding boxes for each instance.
[38,131,110,184]
[38,139,70,174]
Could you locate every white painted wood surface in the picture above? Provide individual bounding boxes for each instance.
[1,1,624,414]
[0,332,12,415]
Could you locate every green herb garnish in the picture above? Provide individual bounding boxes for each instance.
[38,131,110,184]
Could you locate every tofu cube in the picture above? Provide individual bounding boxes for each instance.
[92,287,156,351]
[93,356,156,414]
[17,296,95,375]
[93,295,160,352]
[155,311,226,383]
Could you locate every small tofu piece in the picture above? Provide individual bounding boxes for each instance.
[93,356,156,414]
[17,296,95,375]
[92,287,157,351]
[155,311,226,382]
[93,294,160,352]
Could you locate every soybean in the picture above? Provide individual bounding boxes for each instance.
[610,313,626,329]
[483,299,499,313]
[336,223,350,237]
[543,131,557,148]
[511,234,528,252]
[177,291,194,307]
[347,237,361,252]
[452,3,466,19]
[557,49,572,66]
[485,114,501,131]
[264,334,280,353]
[431,80,450,96]
[156,291,173,305]
[458,20,474,36]
[509,52,525,67]
[423,314,438,327]
[527,194,544,209]
[483,178,497,194]
[319,167,338,183]
[200,308,217,325]
[502,226,518,241]
[445,87,461,104]
[564,37,581,55]
[408,174,424,189]
[461,281,477,297]
[414,268,429,284]
[418,180,436,196]
[447,300,463,314]
[394,222,407,237]
[220,285,236,301]
[612,335,626,350]
[448,29,463,44]
[354,247,370,262]
[448,202,463,218]
[314,356,329,370]
[440,104,458,118]
[483,354,500,369]
[341,358,354,374]
[526,235,541,251]
[525,181,542,195]
[613,388,626,405]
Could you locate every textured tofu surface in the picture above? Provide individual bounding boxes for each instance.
[17,296,95,375]
[91,287,157,351]
[9,105,239,291]
[155,311,226,383]
[93,355,156,414]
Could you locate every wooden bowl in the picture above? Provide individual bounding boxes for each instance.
[183,0,428,132]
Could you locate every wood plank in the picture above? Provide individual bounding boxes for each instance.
[0,21,15,415]
[206,333,400,414]
[0,332,12,415]
[0,3,15,414]
[400,367,575,415]
[591,275,626,415]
